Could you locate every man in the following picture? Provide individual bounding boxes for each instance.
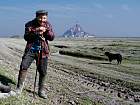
[16,10,55,99]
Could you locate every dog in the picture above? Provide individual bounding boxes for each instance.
[104,52,122,64]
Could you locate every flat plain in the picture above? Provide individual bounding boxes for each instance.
[0,37,139,105]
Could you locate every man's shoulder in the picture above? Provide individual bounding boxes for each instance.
[25,19,36,27]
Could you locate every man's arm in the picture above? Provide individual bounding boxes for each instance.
[24,22,37,42]
[44,22,55,41]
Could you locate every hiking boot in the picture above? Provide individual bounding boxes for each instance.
[38,74,47,99]
[0,82,11,93]
[16,69,27,95]
[38,90,47,99]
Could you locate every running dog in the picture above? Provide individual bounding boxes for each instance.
[104,52,122,64]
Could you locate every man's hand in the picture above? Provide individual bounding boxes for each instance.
[35,26,47,35]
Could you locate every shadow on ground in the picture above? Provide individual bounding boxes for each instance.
[0,74,16,85]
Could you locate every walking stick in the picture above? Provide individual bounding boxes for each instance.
[33,67,38,98]
[33,36,42,98]
[33,58,38,98]
[33,51,41,98]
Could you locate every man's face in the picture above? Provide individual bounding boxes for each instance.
[37,15,47,25]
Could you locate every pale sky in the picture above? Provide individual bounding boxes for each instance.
[0,0,140,37]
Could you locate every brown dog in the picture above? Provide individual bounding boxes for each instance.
[104,52,122,64]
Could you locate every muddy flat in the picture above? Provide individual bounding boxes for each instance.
[0,37,140,105]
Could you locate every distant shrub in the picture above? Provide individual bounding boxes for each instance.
[59,50,107,60]
[53,45,69,48]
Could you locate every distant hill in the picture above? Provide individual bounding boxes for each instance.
[62,24,95,38]
[10,35,22,38]
[0,35,22,38]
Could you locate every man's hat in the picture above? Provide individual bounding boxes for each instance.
[36,10,48,17]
